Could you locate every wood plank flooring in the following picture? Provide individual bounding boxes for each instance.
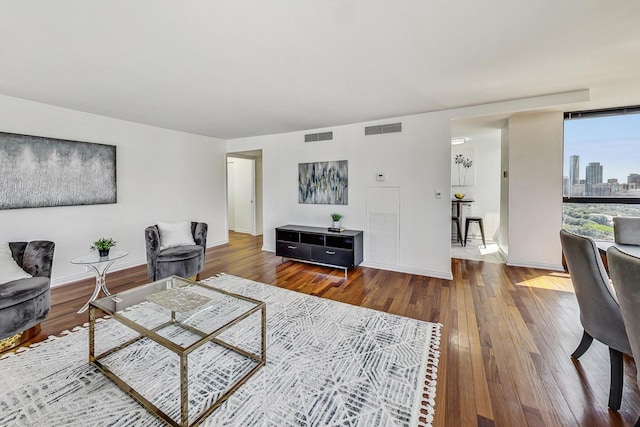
[15,232,640,426]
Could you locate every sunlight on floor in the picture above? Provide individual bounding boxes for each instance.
[516,273,575,292]
[479,243,499,255]
[451,239,504,263]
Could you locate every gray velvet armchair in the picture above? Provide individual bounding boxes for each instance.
[0,240,55,347]
[560,229,631,411]
[145,222,207,281]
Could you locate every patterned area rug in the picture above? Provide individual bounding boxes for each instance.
[0,274,441,426]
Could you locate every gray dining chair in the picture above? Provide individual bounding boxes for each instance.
[613,217,640,245]
[559,229,632,410]
[608,246,640,425]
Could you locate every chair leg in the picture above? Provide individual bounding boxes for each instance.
[464,219,470,246]
[478,219,486,248]
[608,347,623,411]
[571,330,593,359]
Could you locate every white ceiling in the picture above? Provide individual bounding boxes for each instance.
[1,1,639,139]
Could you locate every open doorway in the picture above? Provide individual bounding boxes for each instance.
[450,122,503,263]
[227,150,263,236]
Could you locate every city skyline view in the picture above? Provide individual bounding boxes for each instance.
[562,110,640,240]
[564,113,640,183]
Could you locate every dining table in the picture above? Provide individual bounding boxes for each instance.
[451,198,474,219]
[595,241,640,272]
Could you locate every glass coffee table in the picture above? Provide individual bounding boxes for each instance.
[89,275,266,427]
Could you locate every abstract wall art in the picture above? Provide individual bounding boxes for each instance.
[452,148,474,186]
[0,132,117,210]
[298,160,348,205]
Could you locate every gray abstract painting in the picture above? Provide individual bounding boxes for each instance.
[298,160,348,205]
[0,132,116,210]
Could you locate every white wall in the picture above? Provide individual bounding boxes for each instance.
[451,130,501,242]
[499,125,510,255]
[255,156,264,235]
[228,112,454,279]
[0,94,228,286]
[507,111,564,270]
[226,160,236,231]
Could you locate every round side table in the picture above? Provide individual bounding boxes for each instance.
[71,250,128,313]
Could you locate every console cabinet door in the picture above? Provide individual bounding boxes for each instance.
[310,246,353,268]
[276,241,311,259]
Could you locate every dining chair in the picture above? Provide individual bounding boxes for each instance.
[559,229,632,410]
[613,216,640,245]
[607,246,640,425]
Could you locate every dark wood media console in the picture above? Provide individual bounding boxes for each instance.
[275,225,363,278]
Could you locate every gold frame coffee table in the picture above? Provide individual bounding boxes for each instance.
[89,275,266,427]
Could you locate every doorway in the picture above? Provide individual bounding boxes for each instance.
[227,150,263,236]
[450,124,503,263]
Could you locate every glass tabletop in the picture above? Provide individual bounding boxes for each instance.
[71,250,128,264]
[90,275,265,353]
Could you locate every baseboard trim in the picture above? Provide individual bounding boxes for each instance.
[360,261,453,280]
[506,259,565,271]
[51,239,229,288]
[262,248,452,280]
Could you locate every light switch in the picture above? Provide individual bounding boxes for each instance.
[435,189,442,199]
[376,172,386,181]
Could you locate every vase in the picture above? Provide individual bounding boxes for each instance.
[332,220,341,229]
[98,249,110,257]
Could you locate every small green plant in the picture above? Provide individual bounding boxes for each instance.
[90,238,117,251]
[331,213,343,221]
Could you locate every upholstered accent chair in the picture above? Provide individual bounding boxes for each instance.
[613,216,640,245]
[0,240,55,350]
[145,222,207,281]
[607,246,640,425]
[560,229,631,410]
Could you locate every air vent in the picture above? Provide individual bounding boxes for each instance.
[304,131,333,142]
[364,122,402,135]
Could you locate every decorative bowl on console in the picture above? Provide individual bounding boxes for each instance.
[454,193,465,200]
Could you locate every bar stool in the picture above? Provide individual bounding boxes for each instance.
[452,216,463,245]
[464,216,486,247]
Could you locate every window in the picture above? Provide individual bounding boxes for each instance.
[562,107,640,240]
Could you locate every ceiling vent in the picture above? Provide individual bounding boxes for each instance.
[364,122,402,136]
[304,131,333,142]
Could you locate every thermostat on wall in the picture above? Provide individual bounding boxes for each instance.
[376,172,386,181]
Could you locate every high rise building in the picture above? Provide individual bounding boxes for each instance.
[629,173,640,189]
[585,162,603,196]
[563,176,570,196]
[569,155,580,196]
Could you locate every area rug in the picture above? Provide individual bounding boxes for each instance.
[0,274,441,426]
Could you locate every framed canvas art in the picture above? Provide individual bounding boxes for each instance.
[298,160,348,205]
[0,132,117,210]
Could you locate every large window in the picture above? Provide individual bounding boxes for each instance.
[563,107,640,240]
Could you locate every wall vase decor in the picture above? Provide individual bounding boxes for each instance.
[452,149,474,186]
[0,132,117,210]
[298,160,348,205]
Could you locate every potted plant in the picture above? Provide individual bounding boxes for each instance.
[91,238,117,257]
[330,213,343,229]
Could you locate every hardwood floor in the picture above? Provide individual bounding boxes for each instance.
[18,232,640,426]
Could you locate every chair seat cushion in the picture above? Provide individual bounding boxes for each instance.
[157,245,204,263]
[0,277,50,309]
